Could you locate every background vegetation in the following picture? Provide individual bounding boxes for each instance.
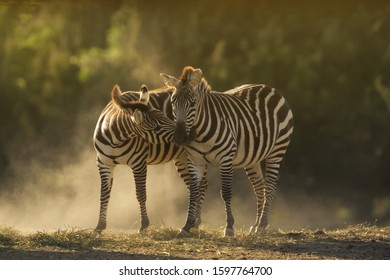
[0,0,389,229]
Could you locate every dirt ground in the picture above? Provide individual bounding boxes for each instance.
[1,225,389,260]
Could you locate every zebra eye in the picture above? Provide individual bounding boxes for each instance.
[190,101,196,107]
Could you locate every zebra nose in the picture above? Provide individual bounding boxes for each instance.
[173,121,187,146]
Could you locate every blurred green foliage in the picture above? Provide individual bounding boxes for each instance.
[0,0,389,224]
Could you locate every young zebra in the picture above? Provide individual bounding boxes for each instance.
[161,67,294,237]
[93,84,207,233]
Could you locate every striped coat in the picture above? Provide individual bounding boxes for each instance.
[93,85,207,232]
[161,67,294,236]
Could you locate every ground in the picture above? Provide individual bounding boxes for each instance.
[0,225,389,260]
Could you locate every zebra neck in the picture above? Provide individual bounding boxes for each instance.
[112,110,137,141]
[192,89,207,130]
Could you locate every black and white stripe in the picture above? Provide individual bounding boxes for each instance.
[161,67,294,236]
[93,84,207,233]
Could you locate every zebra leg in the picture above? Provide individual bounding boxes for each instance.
[178,163,205,237]
[174,156,207,229]
[259,157,283,229]
[195,170,208,228]
[245,163,267,234]
[95,160,115,233]
[258,135,292,229]
[173,157,192,222]
[131,163,150,233]
[220,161,235,237]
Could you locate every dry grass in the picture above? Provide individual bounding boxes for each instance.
[1,224,389,260]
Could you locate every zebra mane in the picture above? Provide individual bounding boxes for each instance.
[198,77,211,93]
[180,66,211,93]
[180,66,196,82]
[118,101,150,112]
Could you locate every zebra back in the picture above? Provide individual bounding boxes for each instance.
[219,84,294,166]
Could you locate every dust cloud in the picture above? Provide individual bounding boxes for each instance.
[0,145,364,233]
[0,148,189,232]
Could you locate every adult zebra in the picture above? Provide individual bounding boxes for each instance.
[161,66,294,237]
[93,84,207,233]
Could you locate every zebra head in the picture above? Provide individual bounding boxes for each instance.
[111,84,175,144]
[160,66,202,146]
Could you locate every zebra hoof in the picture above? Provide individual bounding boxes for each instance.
[139,220,150,233]
[95,221,106,234]
[138,223,149,234]
[224,228,235,237]
[177,229,191,238]
[258,224,269,231]
[94,226,105,234]
[259,220,269,229]
[249,225,268,235]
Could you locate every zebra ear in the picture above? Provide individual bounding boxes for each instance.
[139,84,149,103]
[111,84,127,108]
[189,68,203,88]
[131,109,143,125]
[160,73,179,87]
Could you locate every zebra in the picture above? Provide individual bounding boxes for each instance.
[93,84,207,233]
[160,66,294,237]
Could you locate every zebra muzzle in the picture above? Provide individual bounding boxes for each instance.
[173,121,187,146]
[173,122,197,146]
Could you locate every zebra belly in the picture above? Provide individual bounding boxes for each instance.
[96,144,145,166]
[96,143,183,167]
[186,145,223,166]
[146,143,184,165]
[232,143,268,168]
[185,134,268,169]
